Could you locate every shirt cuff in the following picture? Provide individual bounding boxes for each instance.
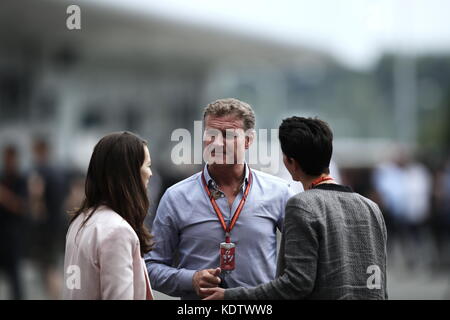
[177,268,197,292]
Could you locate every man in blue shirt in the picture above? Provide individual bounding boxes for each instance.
[146,98,295,299]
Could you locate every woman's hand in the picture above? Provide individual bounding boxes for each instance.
[201,287,225,300]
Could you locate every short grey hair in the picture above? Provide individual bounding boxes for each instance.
[203,98,256,131]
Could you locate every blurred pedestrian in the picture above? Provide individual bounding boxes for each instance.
[28,138,67,299]
[373,149,432,269]
[433,156,450,269]
[0,145,28,299]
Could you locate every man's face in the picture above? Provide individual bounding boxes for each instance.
[203,114,250,165]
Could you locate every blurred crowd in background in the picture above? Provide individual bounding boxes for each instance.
[0,139,81,299]
[1,0,450,299]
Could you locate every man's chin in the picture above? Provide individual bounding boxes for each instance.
[208,160,243,166]
[206,153,246,165]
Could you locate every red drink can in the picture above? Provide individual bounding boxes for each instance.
[220,242,236,271]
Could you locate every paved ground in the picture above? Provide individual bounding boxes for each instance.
[1,259,449,300]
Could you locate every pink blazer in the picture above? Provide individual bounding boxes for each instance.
[63,206,153,300]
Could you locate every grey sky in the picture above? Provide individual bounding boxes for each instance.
[97,0,450,69]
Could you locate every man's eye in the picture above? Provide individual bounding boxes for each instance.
[204,130,219,138]
[226,132,239,139]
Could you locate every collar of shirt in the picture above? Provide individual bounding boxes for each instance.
[202,163,250,200]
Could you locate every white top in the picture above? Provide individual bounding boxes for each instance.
[63,206,153,300]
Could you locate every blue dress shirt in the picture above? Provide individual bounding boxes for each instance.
[145,164,295,299]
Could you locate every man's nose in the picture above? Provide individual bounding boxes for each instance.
[212,133,225,147]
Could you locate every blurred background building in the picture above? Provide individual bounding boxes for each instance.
[0,0,449,299]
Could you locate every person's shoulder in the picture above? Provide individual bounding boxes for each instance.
[286,191,311,207]
[251,168,291,188]
[164,171,202,195]
[89,207,137,241]
[68,207,138,252]
[283,192,321,223]
[285,190,324,213]
[354,193,382,212]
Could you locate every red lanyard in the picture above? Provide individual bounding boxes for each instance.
[310,176,334,189]
[201,166,253,243]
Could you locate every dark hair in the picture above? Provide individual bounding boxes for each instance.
[70,131,154,256]
[278,116,333,176]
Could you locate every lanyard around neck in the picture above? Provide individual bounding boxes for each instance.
[310,176,334,189]
[201,166,253,242]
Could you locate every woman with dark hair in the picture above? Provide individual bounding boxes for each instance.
[63,131,154,300]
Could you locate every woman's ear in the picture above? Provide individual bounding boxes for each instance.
[284,154,294,165]
[286,155,301,172]
[290,157,298,168]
